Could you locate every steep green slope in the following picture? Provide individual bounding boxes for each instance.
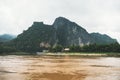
[13,22,56,52]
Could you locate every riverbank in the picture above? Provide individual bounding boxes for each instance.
[0,52,120,57]
[42,52,120,57]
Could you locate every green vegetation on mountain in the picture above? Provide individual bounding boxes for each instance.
[90,33,117,44]
[0,17,119,54]
[12,22,56,52]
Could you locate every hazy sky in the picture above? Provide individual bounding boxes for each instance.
[0,0,120,42]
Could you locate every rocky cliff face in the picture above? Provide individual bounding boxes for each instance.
[53,17,93,46]
[12,17,117,52]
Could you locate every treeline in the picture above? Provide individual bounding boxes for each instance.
[50,42,120,53]
[0,42,120,54]
[0,42,18,54]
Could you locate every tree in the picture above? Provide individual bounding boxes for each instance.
[52,45,63,52]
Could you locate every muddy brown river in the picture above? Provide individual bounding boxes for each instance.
[0,55,120,80]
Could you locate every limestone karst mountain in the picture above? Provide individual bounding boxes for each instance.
[12,17,117,52]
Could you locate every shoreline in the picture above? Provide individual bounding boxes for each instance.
[0,52,120,57]
[41,52,120,57]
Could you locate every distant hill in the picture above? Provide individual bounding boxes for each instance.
[0,34,16,42]
[12,17,118,52]
[90,33,117,44]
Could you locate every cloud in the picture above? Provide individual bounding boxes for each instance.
[0,0,120,42]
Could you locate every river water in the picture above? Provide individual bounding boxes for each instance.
[0,55,120,80]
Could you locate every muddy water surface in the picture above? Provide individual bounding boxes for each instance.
[0,55,120,80]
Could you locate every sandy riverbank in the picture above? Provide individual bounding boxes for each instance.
[42,52,120,57]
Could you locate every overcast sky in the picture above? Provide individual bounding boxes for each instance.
[0,0,120,42]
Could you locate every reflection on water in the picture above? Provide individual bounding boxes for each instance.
[0,55,120,80]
